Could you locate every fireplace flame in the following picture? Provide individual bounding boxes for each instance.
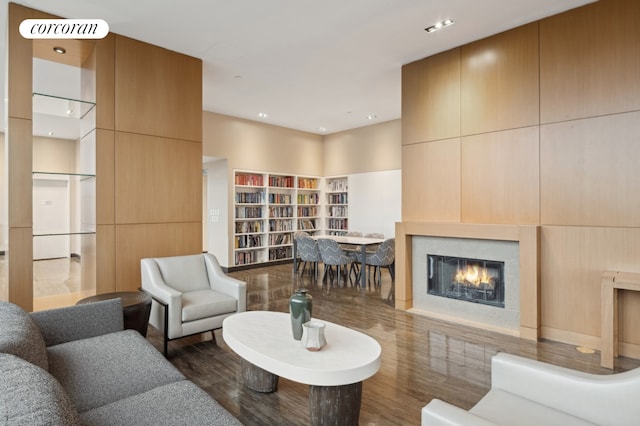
[455,265,494,287]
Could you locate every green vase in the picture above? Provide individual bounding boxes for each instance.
[289,289,312,340]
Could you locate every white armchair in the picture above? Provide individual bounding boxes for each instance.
[141,253,246,356]
[422,352,640,426]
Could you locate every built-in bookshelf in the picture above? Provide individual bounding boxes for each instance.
[267,173,295,262]
[296,175,321,235]
[234,172,267,266]
[325,176,349,235]
[233,170,324,267]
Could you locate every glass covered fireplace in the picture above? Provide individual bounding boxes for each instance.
[428,255,505,308]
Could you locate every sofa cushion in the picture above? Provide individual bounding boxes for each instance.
[470,389,596,426]
[0,353,81,426]
[46,329,185,412]
[182,289,238,322]
[0,301,48,371]
[80,380,242,426]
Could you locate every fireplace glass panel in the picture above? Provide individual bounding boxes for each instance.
[428,255,505,308]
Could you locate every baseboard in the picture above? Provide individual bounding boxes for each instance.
[225,259,294,273]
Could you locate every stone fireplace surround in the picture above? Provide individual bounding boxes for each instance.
[395,222,540,341]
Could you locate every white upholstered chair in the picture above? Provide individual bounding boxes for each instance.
[422,352,640,425]
[141,253,246,356]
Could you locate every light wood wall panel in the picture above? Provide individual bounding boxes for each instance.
[402,48,460,145]
[401,139,460,222]
[96,129,115,225]
[94,34,115,131]
[540,0,640,124]
[7,228,33,311]
[7,3,33,120]
[114,36,202,142]
[461,126,539,224]
[96,224,116,294]
[7,118,33,229]
[540,111,640,227]
[115,223,202,291]
[541,226,640,347]
[461,23,539,136]
[114,133,202,224]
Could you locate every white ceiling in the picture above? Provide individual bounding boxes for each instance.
[2,0,595,135]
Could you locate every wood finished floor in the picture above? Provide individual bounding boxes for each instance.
[145,262,640,426]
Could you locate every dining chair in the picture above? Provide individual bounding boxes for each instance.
[296,236,322,279]
[355,238,395,288]
[317,238,357,286]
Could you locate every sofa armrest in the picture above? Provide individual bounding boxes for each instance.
[422,399,497,426]
[30,299,124,347]
[490,352,640,425]
[204,253,247,312]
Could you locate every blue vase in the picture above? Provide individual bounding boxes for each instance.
[289,289,312,340]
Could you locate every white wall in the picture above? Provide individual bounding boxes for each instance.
[348,169,401,239]
[204,159,230,266]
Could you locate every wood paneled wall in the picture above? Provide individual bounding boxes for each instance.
[6,3,203,307]
[401,0,640,355]
[108,36,203,292]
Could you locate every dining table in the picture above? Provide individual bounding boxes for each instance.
[293,234,385,288]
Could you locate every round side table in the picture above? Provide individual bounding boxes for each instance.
[77,291,152,337]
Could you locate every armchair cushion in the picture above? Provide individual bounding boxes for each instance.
[154,254,211,293]
[182,289,238,322]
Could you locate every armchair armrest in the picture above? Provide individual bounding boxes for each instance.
[30,299,124,347]
[141,258,184,339]
[490,353,640,425]
[422,399,497,426]
[204,253,247,312]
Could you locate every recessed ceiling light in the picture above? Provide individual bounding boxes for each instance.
[258,112,268,118]
[425,19,454,33]
[367,115,377,120]
[48,131,54,136]
[317,127,327,132]
[53,46,66,54]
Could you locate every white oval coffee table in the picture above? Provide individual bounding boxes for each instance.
[223,310,381,425]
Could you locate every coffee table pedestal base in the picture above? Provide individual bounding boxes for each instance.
[241,359,279,393]
[309,382,362,426]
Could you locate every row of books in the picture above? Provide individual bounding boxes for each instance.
[235,191,265,204]
[234,235,263,249]
[268,193,293,204]
[327,193,348,204]
[297,219,317,230]
[235,220,263,234]
[235,206,263,218]
[297,193,319,204]
[269,233,292,246]
[297,178,319,189]
[235,173,264,186]
[269,219,293,231]
[327,218,348,230]
[328,179,348,192]
[235,251,259,265]
[269,175,295,188]
[297,206,319,217]
[269,206,294,218]
[327,206,348,217]
[269,247,293,260]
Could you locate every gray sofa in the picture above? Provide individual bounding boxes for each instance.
[0,299,242,425]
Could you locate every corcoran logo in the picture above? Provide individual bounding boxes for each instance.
[19,19,109,39]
